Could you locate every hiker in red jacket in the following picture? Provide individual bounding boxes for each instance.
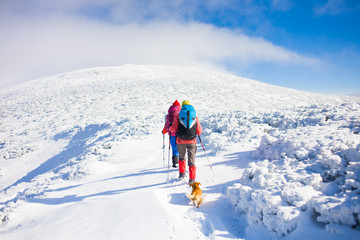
[162,100,181,167]
[169,100,202,184]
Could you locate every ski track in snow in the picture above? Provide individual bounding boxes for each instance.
[0,65,359,239]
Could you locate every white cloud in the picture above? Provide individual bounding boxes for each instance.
[271,0,294,12]
[0,0,319,87]
[313,0,360,16]
[0,0,199,23]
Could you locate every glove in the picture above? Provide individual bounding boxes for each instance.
[162,127,168,134]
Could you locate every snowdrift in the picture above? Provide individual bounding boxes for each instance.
[0,65,359,239]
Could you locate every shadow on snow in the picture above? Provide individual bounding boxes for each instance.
[212,150,255,169]
[27,182,167,206]
[25,166,173,205]
[2,124,111,193]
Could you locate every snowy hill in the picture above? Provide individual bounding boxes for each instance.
[0,65,359,239]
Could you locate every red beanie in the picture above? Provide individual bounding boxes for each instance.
[173,100,180,106]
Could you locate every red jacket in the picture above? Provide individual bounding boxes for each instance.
[169,116,202,144]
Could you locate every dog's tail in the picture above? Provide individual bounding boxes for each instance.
[186,193,195,199]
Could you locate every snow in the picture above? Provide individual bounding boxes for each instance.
[0,64,359,239]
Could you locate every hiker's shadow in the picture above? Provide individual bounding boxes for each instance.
[212,151,254,169]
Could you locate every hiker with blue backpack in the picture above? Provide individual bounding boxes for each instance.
[169,100,203,184]
[162,100,181,168]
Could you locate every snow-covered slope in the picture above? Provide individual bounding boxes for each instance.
[0,65,359,239]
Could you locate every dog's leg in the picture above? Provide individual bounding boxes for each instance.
[197,198,202,208]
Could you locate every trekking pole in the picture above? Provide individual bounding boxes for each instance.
[163,114,167,167]
[162,134,165,167]
[198,135,215,177]
[167,135,171,182]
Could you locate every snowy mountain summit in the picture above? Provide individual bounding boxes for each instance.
[0,65,359,239]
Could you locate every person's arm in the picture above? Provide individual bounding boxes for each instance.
[164,115,170,130]
[196,116,202,135]
[169,117,179,133]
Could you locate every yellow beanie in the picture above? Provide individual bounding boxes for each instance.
[181,100,190,106]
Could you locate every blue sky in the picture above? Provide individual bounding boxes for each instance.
[0,0,359,94]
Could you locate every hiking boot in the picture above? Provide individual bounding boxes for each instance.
[188,179,195,184]
[179,172,185,179]
[172,155,179,167]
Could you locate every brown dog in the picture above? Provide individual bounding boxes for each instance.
[186,182,203,208]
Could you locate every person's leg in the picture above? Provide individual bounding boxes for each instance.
[170,136,179,156]
[170,136,179,167]
[177,144,186,178]
[187,144,197,182]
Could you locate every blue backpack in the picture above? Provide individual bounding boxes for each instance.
[178,105,197,140]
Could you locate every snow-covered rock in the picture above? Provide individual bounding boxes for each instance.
[227,101,360,236]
